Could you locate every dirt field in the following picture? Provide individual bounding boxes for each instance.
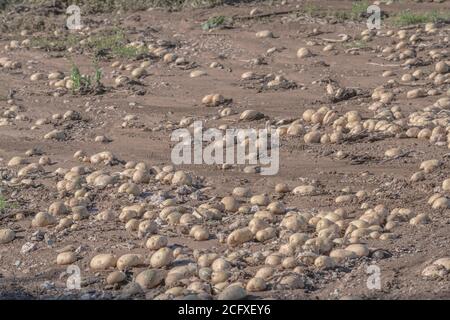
[0,0,449,300]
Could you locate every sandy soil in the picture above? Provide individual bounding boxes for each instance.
[0,0,449,300]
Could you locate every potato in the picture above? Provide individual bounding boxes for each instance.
[71,205,89,221]
[227,228,253,247]
[171,171,192,186]
[255,266,274,280]
[131,67,146,78]
[255,227,276,242]
[304,131,321,143]
[189,225,209,240]
[442,178,450,192]
[314,256,336,269]
[248,218,268,234]
[190,70,207,78]
[329,249,356,262]
[434,257,450,270]
[288,233,309,247]
[135,269,166,289]
[232,187,250,198]
[384,148,401,158]
[417,128,432,140]
[345,244,369,257]
[335,195,354,204]
[256,30,273,38]
[125,219,139,232]
[279,256,295,269]
[279,274,305,289]
[48,201,68,217]
[410,171,425,182]
[275,183,290,193]
[132,170,150,184]
[118,182,141,196]
[431,197,449,210]
[211,271,230,284]
[435,61,449,74]
[197,253,219,268]
[117,254,143,271]
[202,94,225,107]
[250,194,269,206]
[56,252,77,265]
[90,254,117,270]
[407,88,426,99]
[119,209,138,223]
[246,277,267,292]
[266,200,285,214]
[241,71,256,80]
[7,156,28,166]
[211,258,231,272]
[410,213,430,225]
[283,214,308,232]
[420,159,440,173]
[150,248,173,268]
[287,124,304,136]
[30,72,44,81]
[44,129,66,140]
[221,196,240,212]
[218,283,247,300]
[265,254,282,266]
[422,264,447,279]
[165,264,196,284]
[146,235,168,250]
[292,185,316,196]
[240,109,264,121]
[186,281,209,294]
[0,228,15,244]
[163,53,177,63]
[297,47,312,58]
[138,220,157,238]
[106,271,127,285]
[32,212,57,227]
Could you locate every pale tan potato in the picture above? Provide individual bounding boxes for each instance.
[56,252,77,265]
[250,194,269,206]
[227,228,253,247]
[90,254,117,270]
[246,277,267,292]
[345,244,370,257]
[150,248,174,268]
[32,212,57,227]
[116,254,143,271]
[442,178,450,192]
[146,235,168,250]
[256,30,273,38]
[297,47,312,58]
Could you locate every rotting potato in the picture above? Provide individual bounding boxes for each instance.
[135,269,166,289]
[0,229,15,244]
[218,283,247,300]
